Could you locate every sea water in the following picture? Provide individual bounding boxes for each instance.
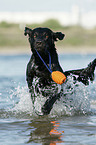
[0,53,96,145]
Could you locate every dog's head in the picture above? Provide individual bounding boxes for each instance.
[24,27,65,53]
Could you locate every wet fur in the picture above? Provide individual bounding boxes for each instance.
[24,27,96,115]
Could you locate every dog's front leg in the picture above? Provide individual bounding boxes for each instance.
[41,93,60,115]
[26,68,35,93]
[26,76,33,92]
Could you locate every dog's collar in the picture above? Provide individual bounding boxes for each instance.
[34,48,52,73]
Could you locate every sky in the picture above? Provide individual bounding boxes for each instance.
[0,0,96,12]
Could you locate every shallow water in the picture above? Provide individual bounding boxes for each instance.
[0,53,96,145]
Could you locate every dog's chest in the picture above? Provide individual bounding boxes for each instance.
[32,58,50,77]
[35,64,50,78]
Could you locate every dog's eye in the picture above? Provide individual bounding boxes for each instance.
[34,34,37,38]
[34,33,38,38]
[43,32,48,39]
[46,35,48,39]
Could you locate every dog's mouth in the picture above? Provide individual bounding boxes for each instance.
[34,42,44,50]
[34,43,49,54]
[35,47,45,53]
[36,47,42,51]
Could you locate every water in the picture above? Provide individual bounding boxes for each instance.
[0,53,96,145]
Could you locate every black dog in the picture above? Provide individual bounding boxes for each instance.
[24,27,96,115]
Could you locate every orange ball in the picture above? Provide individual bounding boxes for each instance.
[51,71,66,85]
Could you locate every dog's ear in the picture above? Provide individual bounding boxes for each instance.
[24,27,32,36]
[53,32,65,41]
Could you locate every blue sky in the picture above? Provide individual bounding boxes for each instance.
[0,0,96,12]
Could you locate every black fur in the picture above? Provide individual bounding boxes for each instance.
[24,27,96,115]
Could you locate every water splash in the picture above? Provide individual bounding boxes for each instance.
[1,76,95,119]
[51,76,91,117]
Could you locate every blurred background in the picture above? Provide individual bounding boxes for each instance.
[0,0,96,54]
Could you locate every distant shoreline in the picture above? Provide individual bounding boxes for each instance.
[0,46,96,55]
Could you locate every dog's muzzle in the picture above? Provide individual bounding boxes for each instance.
[35,39,45,48]
[36,40,43,47]
[34,40,48,52]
